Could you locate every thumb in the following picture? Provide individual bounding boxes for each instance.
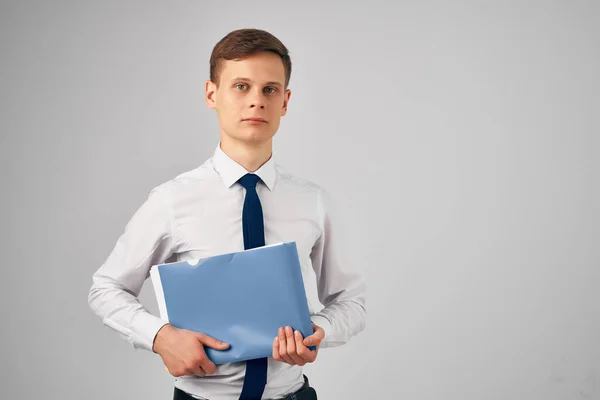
[195,332,230,350]
[304,327,324,347]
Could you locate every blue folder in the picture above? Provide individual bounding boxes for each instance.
[149,241,315,365]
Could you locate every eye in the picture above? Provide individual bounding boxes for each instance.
[264,87,277,94]
[235,84,247,90]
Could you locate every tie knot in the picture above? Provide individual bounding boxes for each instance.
[238,173,261,189]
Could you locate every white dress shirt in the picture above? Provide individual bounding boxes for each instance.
[88,143,367,400]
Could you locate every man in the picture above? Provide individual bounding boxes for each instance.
[88,28,367,400]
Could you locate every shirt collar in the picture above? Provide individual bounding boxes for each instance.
[212,143,276,191]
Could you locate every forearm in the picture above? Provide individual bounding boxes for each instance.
[88,273,168,352]
[311,287,366,348]
[311,187,368,348]
[88,185,174,352]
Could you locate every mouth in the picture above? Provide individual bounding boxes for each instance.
[242,118,268,124]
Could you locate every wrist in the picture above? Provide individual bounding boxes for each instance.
[152,323,172,353]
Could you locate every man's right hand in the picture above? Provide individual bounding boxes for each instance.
[152,324,230,377]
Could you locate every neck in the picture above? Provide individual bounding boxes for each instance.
[219,135,273,172]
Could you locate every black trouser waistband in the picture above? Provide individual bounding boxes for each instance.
[173,375,317,400]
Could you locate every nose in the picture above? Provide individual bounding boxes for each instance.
[249,89,266,109]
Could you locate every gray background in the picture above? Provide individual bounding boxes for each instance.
[1,1,598,399]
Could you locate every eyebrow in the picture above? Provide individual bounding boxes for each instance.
[231,77,283,87]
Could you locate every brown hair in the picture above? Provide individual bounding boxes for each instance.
[209,28,292,88]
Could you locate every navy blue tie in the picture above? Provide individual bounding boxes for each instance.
[237,173,268,400]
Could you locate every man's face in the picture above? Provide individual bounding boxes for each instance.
[206,51,291,145]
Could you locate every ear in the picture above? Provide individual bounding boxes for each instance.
[205,80,217,110]
[280,88,291,117]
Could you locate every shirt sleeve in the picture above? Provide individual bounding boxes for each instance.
[309,187,367,348]
[88,185,175,352]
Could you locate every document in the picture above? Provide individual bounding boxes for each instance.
[150,242,315,364]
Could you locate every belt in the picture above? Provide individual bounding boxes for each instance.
[277,374,317,400]
[173,375,317,400]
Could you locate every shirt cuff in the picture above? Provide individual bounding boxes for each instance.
[310,314,333,348]
[130,311,169,352]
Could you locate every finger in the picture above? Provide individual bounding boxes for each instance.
[303,326,325,348]
[285,326,305,366]
[278,327,295,365]
[273,337,282,361]
[295,330,316,362]
[169,362,204,377]
[189,364,207,377]
[303,334,322,348]
[198,356,217,376]
[196,332,230,350]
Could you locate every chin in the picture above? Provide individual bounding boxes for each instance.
[234,129,276,144]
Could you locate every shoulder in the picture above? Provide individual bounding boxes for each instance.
[274,163,335,216]
[147,158,220,199]
[275,163,326,196]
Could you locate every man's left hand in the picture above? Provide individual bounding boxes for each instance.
[273,322,324,366]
